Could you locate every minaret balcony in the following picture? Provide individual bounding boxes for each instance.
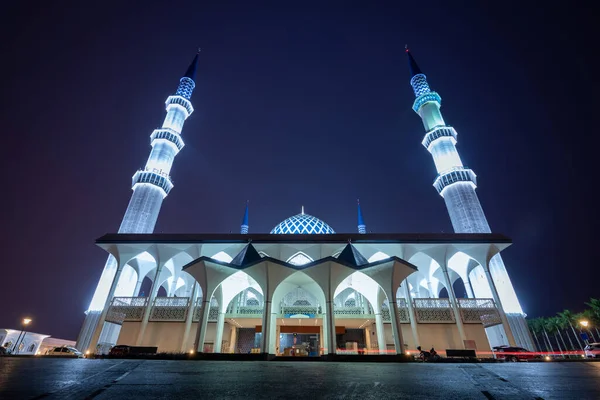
[131,169,174,197]
[412,91,441,113]
[150,128,185,153]
[165,95,194,117]
[433,167,477,195]
[422,126,458,150]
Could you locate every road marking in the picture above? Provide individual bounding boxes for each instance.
[113,370,131,382]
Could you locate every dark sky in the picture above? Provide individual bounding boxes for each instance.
[0,1,596,340]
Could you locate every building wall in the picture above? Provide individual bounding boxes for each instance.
[390,323,492,357]
[118,322,234,353]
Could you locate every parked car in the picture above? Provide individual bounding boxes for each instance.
[46,346,84,358]
[584,343,600,358]
[492,346,538,362]
[108,345,158,357]
[108,345,131,356]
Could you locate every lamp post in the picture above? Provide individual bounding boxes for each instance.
[12,318,32,354]
[579,320,590,345]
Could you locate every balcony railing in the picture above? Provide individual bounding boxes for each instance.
[108,296,500,325]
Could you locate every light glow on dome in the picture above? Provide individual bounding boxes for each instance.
[270,213,335,234]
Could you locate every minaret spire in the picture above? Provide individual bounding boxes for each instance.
[357,199,366,234]
[183,48,201,81]
[405,47,533,350]
[405,45,422,78]
[240,201,249,234]
[78,50,201,353]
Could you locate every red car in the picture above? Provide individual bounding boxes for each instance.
[493,346,539,362]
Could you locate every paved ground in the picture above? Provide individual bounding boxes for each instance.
[0,358,599,399]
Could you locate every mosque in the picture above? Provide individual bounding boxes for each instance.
[75,49,535,358]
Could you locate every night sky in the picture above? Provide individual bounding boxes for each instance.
[1,2,596,340]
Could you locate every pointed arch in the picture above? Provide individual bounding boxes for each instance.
[286,251,313,266]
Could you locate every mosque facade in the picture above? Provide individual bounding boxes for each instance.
[76,50,534,357]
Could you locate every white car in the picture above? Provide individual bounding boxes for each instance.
[46,346,84,358]
[584,343,600,358]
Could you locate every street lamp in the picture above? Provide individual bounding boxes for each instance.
[12,318,32,354]
[580,320,589,328]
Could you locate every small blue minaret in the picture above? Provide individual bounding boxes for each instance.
[357,199,366,234]
[240,201,249,234]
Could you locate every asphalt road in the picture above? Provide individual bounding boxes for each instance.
[0,358,598,399]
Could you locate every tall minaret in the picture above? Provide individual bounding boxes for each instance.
[405,47,534,350]
[240,201,249,234]
[357,200,367,234]
[76,51,200,351]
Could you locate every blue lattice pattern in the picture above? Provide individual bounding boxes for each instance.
[421,126,458,150]
[410,74,431,97]
[131,169,173,196]
[175,77,195,99]
[150,128,185,152]
[412,92,442,113]
[433,167,477,195]
[270,213,335,234]
[165,95,194,117]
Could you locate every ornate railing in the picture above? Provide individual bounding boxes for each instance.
[458,299,495,308]
[334,306,365,316]
[281,305,319,315]
[149,297,190,322]
[235,306,263,316]
[106,295,500,326]
[413,298,455,323]
[458,298,500,325]
[106,297,148,323]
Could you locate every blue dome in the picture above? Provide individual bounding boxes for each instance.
[270,213,335,234]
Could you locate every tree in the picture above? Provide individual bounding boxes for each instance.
[527,318,543,352]
[547,317,567,357]
[584,298,600,337]
[556,311,576,351]
[558,309,583,351]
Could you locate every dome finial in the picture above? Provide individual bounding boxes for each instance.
[301,205,304,215]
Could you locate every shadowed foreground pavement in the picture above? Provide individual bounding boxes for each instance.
[0,358,599,399]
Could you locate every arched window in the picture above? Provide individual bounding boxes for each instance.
[287,252,313,266]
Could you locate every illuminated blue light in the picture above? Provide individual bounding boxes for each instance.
[270,213,335,234]
[412,92,442,113]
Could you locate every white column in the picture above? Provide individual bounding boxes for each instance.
[260,300,272,353]
[320,321,326,355]
[440,264,467,348]
[388,299,405,355]
[87,265,125,353]
[326,300,336,355]
[427,281,436,298]
[483,266,516,346]
[464,278,475,299]
[374,311,386,354]
[194,299,211,352]
[134,280,143,296]
[404,281,420,348]
[268,312,277,354]
[229,326,237,353]
[181,283,198,352]
[365,327,371,352]
[214,311,225,353]
[136,266,162,345]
